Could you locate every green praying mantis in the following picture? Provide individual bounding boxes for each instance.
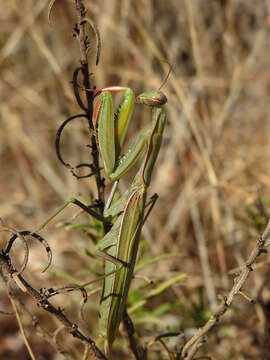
[90,85,167,352]
[40,83,167,352]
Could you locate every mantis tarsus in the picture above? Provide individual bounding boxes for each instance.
[92,86,167,351]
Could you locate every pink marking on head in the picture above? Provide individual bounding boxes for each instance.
[101,86,127,92]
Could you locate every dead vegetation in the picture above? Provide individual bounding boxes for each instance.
[1,0,270,359]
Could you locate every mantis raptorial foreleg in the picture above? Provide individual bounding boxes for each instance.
[91,86,167,182]
[96,92,167,352]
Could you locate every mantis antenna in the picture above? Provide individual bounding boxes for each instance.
[158,61,173,91]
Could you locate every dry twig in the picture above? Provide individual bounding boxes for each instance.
[181,218,270,358]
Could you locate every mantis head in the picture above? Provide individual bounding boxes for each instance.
[136,90,167,107]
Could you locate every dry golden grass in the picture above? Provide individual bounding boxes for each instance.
[1,0,270,359]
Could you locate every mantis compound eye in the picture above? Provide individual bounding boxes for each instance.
[136,90,167,106]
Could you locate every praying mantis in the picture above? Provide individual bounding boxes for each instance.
[91,86,167,352]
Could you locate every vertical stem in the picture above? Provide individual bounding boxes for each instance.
[75,0,109,232]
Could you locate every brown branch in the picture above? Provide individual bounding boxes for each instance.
[14,297,74,360]
[122,310,147,360]
[181,218,270,359]
[74,0,108,231]
[0,253,107,360]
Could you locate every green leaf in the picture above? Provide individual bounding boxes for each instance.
[48,268,82,284]
[135,253,183,273]
[129,273,187,313]
[145,273,187,299]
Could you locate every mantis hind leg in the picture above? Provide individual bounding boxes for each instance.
[36,197,107,232]
[142,193,159,225]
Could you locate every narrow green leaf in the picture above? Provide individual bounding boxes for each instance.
[129,273,187,313]
[48,268,82,284]
[145,273,187,299]
[135,253,183,273]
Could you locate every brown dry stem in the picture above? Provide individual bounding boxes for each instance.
[181,218,270,358]
[0,251,106,359]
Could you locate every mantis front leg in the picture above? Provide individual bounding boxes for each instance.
[93,87,135,178]
[92,87,167,182]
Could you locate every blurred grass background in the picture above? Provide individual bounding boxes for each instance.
[1,0,270,359]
